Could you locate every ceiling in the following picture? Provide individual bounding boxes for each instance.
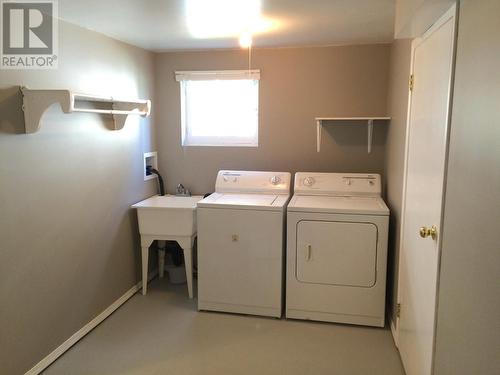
[58,0,395,51]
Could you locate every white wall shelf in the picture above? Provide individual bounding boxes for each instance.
[20,87,151,134]
[315,117,391,153]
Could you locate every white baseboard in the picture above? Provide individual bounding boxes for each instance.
[390,317,399,348]
[25,270,158,375]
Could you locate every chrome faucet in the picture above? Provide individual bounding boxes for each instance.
[176,183,191,197]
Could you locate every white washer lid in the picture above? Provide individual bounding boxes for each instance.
[197,193,289,211]
[287,195,389,215]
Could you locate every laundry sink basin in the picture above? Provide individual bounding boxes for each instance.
[131,195,204,236]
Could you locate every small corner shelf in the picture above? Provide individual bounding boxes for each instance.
[20,86,152,134]
[315,117,391,153]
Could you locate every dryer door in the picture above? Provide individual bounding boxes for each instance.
[296,220,377,287]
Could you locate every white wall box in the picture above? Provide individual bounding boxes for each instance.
[143,152,158,181]
[20,86,151,134]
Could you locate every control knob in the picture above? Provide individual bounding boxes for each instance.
[270,176,281,185]
[303,177,315,187]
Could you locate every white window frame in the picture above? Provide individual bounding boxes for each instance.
[175,70,260,147]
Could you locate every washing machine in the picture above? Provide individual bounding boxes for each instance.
[286,172,389,327]
[197,170,291,317]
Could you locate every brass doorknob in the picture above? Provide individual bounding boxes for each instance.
[419,225,438,240]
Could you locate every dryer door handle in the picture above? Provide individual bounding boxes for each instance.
[306,244,312,261]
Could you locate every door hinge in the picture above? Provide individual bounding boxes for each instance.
[396,303,401,318]
[409,74,414,91]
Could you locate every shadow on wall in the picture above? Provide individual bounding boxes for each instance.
[0,87,25,135]
[322,120,389,148]
[85,207,145,312]
[127,206,149,280]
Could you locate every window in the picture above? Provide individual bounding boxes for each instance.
[176,70,260,147]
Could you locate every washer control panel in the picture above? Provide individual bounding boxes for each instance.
[295,172,382,196]
[216,170,291,194]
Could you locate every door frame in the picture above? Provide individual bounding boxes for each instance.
[393,3,458,358]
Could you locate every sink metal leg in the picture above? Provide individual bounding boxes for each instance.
[158,240,166,279]
[158,249,166,278]
[141,246,149,295]
[184,247,193,299]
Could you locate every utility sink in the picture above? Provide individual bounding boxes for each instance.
[132,194,204,298]
[132,195,204,237]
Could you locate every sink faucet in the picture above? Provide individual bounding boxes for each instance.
[176,183,191,197]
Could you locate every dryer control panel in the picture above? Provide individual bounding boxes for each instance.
[215,170,291,194]
[294,173,382,196]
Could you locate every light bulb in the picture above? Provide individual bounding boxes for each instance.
[239,32,253,48]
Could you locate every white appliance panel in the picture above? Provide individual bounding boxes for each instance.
[215,170,291,194]
[198,208,284,317]
[289,195,388,215]
[286,211,388,327]
[296,220,377,287]
[294,172,382,196]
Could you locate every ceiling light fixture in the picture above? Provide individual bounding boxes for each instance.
[186,0,279,42]
[186,0,259,38]
[239,31,253,49]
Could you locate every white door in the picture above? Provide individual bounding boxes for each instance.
[397,6,456,375]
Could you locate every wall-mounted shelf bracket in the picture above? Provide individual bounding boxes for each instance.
[20,86,151,134]
[315,117,391,153]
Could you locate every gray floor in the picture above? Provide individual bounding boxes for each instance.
[44,279,405,375]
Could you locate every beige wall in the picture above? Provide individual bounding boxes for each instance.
[395,0,456,38]
[434,0,500,374]
[154,45,390,195]
[0,22,156,374]
[384,39,412,327]
[395,0,425,35]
